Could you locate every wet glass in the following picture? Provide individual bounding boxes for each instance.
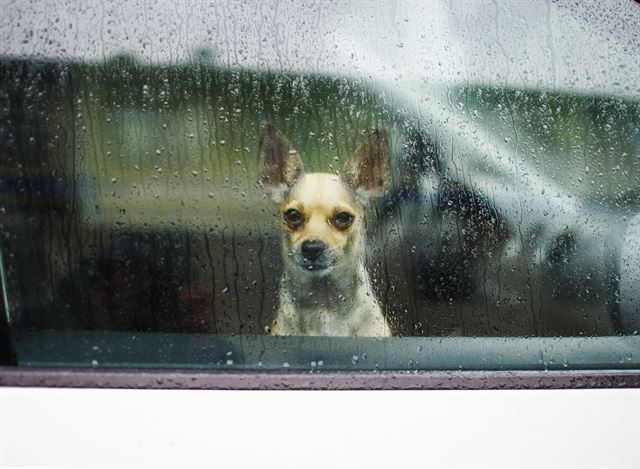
[1,0,639,371]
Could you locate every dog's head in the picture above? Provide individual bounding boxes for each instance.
[258,122,389,276]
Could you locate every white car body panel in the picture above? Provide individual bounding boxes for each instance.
[2,387,639,468]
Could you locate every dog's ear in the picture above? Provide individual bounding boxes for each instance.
[258,122,304,202]
[343,128,390,202]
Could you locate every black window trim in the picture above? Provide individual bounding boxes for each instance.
[2,316,640,390]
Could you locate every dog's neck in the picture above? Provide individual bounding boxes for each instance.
[282,263,368,309]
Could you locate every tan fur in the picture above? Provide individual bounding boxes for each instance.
[282,174,363,258]
[258,123,391,337]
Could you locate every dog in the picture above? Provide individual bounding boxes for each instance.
[257,122,391,336]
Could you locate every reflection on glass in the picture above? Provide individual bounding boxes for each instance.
[2,57,638,340]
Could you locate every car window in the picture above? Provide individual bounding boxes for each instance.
[1,0,639,375]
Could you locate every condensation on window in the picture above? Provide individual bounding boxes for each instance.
[1,0,639,370]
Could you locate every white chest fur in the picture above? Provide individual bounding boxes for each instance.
[272,265,391,337]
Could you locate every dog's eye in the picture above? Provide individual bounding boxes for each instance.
[283,208,304,227]
[331,211,354,229]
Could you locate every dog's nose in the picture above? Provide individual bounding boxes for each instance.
[301,240,325,261]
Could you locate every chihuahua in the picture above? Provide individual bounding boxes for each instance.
[258,122,391,336]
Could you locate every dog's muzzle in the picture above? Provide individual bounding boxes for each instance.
[300,239,329,272]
